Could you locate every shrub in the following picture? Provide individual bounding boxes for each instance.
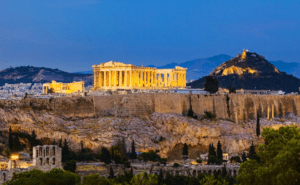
[204,111,216,119]
[64,160,77,173]
[196,159,202,164]
[124,161,131,168]
[173,163,180,167]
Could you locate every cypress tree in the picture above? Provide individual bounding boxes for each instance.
[221,164,227,177]
[242,152,247,162]
[59,139,62,148]
[182,143,188,156]
[108,166,115,179]
[256,111,260,137]
[208,143,217,164]
[211,144,216,157]
[30,130,38,148]
[216,141,223,165]
[130,140,137,159]
[8,126,13,151]
[158,168,164,184]
[62,139,70,162]
[100,147,111,164]
[111,147,115,160]
[248,141,256,160]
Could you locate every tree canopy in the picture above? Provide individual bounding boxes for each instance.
[237,126,300,185]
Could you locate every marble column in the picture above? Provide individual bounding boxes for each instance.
[103,71,106,87]
[109,71,111,87]
[125,71,128,87]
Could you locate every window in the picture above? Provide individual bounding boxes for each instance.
[2,173,6,181]
[39,148,42,156]
[46,158,49,165]
[53,147,55,155]
[52,158,56,165]
[46,147,49,156]
[39,158,43,166]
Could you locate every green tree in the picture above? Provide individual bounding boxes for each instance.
[237,126,300,185]
[30,130,38,149]
[256,111,260,137]
[182,143,188,156]
[199,175,229,185]
[100,147,111,164]
[248,141,257,160]
[208,144,217,164]
[62,139,70,162]
[108,166,115,179]
[130,172,159,185]
[81,174,110,185]
[130,140,137,160]
[4,169,80,185]
[8,126,13,151]
[204,76,219,94]
[242,152,247,162]
[216,141,223,165]
[63,160,77,173]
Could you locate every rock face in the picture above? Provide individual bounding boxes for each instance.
[189,50,300,93]
[1,104,299,160]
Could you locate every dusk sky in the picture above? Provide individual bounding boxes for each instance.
[1,0,300,72]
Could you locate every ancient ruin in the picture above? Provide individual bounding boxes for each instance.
[43,80,85,94]
[92,61,187,90]
[0,145,62,184]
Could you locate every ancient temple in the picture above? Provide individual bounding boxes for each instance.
[92,61,187,90]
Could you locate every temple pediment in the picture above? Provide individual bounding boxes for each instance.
[101,61,133,67]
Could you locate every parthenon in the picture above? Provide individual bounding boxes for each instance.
[92,61,187,90]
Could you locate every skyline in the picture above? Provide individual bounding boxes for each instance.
[1,0,300,72]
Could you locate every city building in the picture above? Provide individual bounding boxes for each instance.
[43,80,85,94]
[92,61,187,90]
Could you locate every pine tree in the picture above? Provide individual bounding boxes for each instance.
[158,168,164,184]
[204,76,219,94]
[182,143,188,156]
[130,140,137,159]
[208,143,217,164]
[111,147,115,160]
[100,147,111,164]
[256,111,260,137]
[248,141,257,160]
[221,164,227,177]
[62,139,70,162]
[30,130,38,148]
[216,141,223,165]
[242,152,247,162]
[8,126,13,151]
[108,166,115,179]
[59,139,62,148]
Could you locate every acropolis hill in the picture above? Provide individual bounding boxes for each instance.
[1,94,299,159]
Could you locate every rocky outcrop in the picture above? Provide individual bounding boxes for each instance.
[1,106,299,160]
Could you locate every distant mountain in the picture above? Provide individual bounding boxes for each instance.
[269,60,300,78]
[0,66,93,86]
[148,54,232,80]
[188,50,300,93]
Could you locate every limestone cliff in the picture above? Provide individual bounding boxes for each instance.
[1,105,299,160]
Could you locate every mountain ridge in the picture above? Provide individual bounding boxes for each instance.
[188,50,300,93]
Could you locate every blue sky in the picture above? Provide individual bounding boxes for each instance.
[0,0,299,72]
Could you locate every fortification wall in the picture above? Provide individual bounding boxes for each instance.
[1,94,299,123]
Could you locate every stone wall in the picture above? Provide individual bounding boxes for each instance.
[1,94,299,123]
